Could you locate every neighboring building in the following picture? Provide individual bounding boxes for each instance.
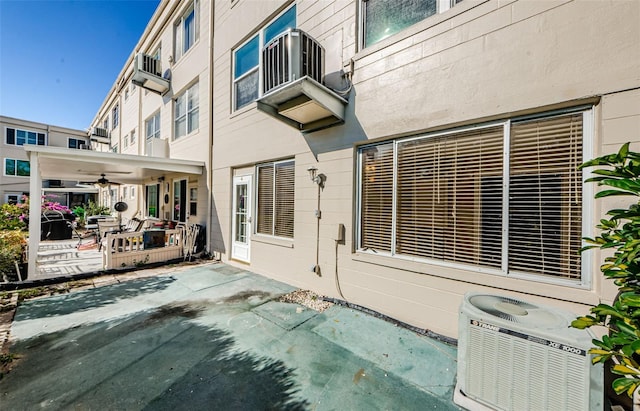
[87,0,211,226]
[90,0,640,340]
[0,115,94,207]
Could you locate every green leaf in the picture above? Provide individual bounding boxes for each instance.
[618,142,630,161]
[595,190,637,198]
[612,364,640,376]
[612,377,640,398]
[619,292,640,307]
[571,317,598,329]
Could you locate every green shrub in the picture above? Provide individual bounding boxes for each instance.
[0,203,26,231]
[571,143,640,398]
[0,230,26,279]
[85,200,110,217]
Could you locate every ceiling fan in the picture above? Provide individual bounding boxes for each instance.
[79,173,121,187]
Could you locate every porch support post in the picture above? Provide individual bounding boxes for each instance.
[28,152,42,278]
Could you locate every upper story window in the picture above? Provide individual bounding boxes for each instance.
[145,112,161,155]
[362,0,461,48]
[232,5,296,111]
[174,82,199,139]
[124,88,130,101]
[112,104,119,128]
[130,128,136,144]
[6,128,46,146]
[103,117,109,131]
[4,158,30,177]
[68,138,86,149]
[112,144,119,153]
[174,0,199,61]
[357,109,590,284]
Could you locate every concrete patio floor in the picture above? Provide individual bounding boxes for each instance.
[1,262,460,410]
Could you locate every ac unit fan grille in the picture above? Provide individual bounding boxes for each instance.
[262,29,324,95]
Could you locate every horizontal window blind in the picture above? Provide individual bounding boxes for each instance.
[257,160,295,238]
[360,143,394,252]
[509,114,583,279]
[257,164,274,235]
[274,161,295,238]
[357,110,585,282]
[396,127,504,265]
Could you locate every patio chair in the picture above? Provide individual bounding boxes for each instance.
[97,220,122,251]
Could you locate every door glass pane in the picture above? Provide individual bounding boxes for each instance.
[235,184,248,243]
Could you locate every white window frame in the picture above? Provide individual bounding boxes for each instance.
[5,127,46,146]
[4,158,30,177]
[174,82,199,140]
[356,107,594,288]
[174,0,199,62]
[255,159,295,239]
[112,104,119,129]
[232,5,296,111]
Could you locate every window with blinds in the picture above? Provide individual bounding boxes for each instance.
[357,110,586,281]
[256,160,295,238]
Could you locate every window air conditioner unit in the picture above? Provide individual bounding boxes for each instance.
[262,28,324,95]
[91,127,108,138]
[455,292,603,411]
[135,53,161,77]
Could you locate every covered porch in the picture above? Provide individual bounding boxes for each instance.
[24,145,205,280]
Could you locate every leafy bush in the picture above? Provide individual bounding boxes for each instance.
[0,203,26,231]
[84,200,110,217]
[0,230,26,279]
[571,143,640,399]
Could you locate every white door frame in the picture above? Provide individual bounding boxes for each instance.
[231,175,252,262]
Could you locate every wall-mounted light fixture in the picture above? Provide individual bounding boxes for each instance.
[307,166,326,189]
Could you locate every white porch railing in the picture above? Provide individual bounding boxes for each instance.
[103,228,184,270]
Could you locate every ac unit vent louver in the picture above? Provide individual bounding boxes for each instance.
[454,292,603,411]
[136,53,161,77]
[91,127,108,138]
[262,29,324,95]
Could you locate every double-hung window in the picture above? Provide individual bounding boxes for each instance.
[6,128,46,146]
[232,5,296,111]
[256,160,295,238]
[361,0,461,48]
[4,159,30,177]
[357,109,589,283]
[112,104,119,128]
[174,83,199,139]
[174,0,199,61]
[145,112,161,154]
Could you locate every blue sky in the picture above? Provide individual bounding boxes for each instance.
[0,0,160,131]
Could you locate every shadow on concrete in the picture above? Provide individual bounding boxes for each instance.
[2,301,310,410]
[13,276,177,320]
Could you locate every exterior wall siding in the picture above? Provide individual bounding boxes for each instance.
[212,0,640,338]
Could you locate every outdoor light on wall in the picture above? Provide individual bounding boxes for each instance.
[307,166,326,189]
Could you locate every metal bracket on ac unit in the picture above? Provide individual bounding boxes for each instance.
[257,76,348,133]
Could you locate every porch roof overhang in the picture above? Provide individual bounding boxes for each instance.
[24,145,205,279]
[24,145,204,184]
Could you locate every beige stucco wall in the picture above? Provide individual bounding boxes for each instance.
[211,0,640,338]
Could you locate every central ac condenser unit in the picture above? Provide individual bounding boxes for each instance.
[455,292,603,411]
[262,28,324,95]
